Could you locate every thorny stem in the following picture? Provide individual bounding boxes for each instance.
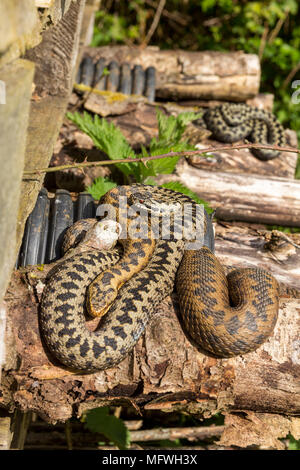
[22,142,300,177]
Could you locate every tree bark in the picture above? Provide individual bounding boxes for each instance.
[1,223,299,425]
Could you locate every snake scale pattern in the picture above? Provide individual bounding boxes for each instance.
[40,185,279,371]
[203,103,286,160]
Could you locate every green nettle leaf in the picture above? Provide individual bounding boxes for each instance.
[66,111,140,179]
[84,407,131,450]
[68,108,213,222]
[152,109,203,152]
[161,181,214,214]
[86,177,117,200]
[149,142,195,175]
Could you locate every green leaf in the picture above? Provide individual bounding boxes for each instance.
[152,109,203,152]
[150,142,195,175]
[161,181,214,214]
[86,177,117,200]
[288,434,300,450]
[66,111,140,179]
[84,407,131,450]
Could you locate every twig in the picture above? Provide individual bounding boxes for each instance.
[258,24,269,60]
[283,61,300,88]
[144,0,190,26]
[142,0,166,47]
[22,142,300,177]
[268,9,289,44]
[129,425,224,442]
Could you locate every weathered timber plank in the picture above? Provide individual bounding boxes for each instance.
[0,59,35,308]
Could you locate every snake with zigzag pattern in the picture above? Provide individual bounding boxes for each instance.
[40,185,279,371]
[203,103,286,160]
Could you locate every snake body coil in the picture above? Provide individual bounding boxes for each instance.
[203,103,286,160]
[40,185,279,371]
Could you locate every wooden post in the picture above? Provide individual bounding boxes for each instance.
[0,0,100,448]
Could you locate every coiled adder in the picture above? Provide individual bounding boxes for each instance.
[40,185,279,371]
[203,103,286,160]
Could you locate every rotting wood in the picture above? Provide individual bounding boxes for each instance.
[0,224,299,425]
[82,46,261,101]
[218,412,300,450]
[214,222,300,291]
[156,159,300,228]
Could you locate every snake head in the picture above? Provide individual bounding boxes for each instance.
[129,190,182,216]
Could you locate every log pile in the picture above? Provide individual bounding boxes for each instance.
[1,27,300,450]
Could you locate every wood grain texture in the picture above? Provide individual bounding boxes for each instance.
[156,159,300,227]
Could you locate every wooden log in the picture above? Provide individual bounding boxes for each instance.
[1,224,299,425]
[214,222,300,291]
[84,46,260,101]
[219,412,300,450]
[156,159,300,228]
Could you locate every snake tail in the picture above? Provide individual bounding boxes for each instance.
[176,247,279,357]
